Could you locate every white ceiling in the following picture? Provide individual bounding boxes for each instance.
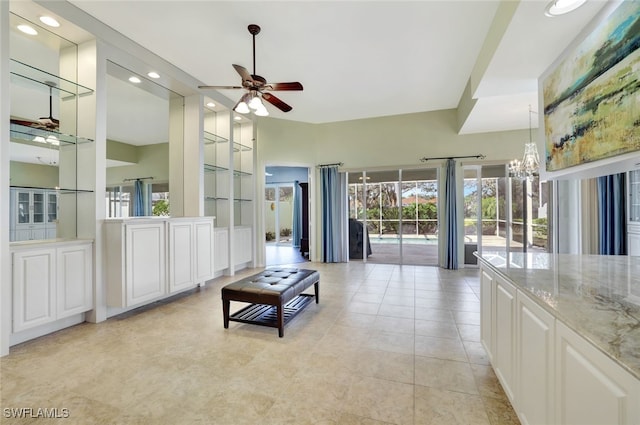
[11,0,610,146]
[63,0,608,133]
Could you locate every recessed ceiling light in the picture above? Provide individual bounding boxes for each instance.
[545,0,586,17]
[234,116,242,121]
[39,16,60,27]
[147,71,160,79]
[17,24,38,35]
[206,102,216,108]
[128,76,141,84]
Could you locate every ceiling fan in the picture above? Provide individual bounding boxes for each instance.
[198,24,303,116]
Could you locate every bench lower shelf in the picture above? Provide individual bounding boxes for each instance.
[228,294,315,334]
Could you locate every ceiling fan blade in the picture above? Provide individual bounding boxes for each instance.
[262,92,293,112]
[232,64,254,85]
[198,85,243,90]
[265,82,303,91]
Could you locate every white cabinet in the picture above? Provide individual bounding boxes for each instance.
[12,248,56,332]
[56,243,93,319]
[494,274,517,403]
[480,264,640,425]
[12,241,93,333]
[233,225,252,266]
[106,219,166,308]
[194,219,214,282]
[214,227,229,272]
[10,188,58,242]
[517,292,555,425]
[168,218,214,293]
[480,269,494,363]
[556,321,640,425]
[106,217,215,309]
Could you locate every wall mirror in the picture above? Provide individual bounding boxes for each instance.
[105,60,182,217]
[8,12,90,241]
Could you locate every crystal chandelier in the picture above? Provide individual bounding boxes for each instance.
[509,106,540,180]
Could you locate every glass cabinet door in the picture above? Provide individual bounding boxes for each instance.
[32,192,45,223]
[17,192,30,224]
[630,170,640,223]
[47,192,58,223]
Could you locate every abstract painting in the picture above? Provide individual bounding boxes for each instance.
[543,0,640,172]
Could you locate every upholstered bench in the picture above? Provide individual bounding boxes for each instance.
[221,268,319,337]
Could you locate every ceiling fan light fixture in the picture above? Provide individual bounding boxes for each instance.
[248,94,263,110]
[254,104,269,117]
[545,0,586,17]
[235,101,250,114]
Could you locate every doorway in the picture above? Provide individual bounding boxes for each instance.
[265,166,310,266]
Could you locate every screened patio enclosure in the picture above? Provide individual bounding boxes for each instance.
[347,165,549,266]
[348,168,439,266]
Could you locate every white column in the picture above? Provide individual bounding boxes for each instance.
[0,0,11,356]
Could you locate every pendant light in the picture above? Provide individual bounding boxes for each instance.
[509,105,540,180]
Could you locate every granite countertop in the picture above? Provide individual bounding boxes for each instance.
[477,251,640,380]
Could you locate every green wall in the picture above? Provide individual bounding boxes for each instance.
[257,109,532,170]
[106,142,169,187]
[9,161,59,188]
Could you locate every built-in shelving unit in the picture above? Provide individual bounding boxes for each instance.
[203,105,255,275]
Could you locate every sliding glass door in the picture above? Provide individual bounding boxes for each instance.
[347,168,438,265]
[265,184,294,244]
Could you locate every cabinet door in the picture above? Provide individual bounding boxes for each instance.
[16,191,30,224]
[480,268,494,362]
[556,321,640,425]
[12,248,56,332]
[194,220,214,282]
[517,291,555,425]
[56,243,93,319]
[494,274,517,403]
[47,191,58,224]
[125,223,166,305]
[214,228,229,272]
[32,191,45,224]
[168,221,194,293]
[234,226,252,265]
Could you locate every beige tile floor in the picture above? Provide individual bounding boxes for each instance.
[0,262,520,425]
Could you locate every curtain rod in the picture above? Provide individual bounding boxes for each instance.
[420,154,485,162]
[123,176,154,182]
[316,162,344,168]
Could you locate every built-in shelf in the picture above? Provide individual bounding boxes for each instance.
[233,142,252,152]
[204,131,229,144]
[11,185,94,194]
[233,169,252,177]
[10,59,94,99]
[204,164,229,173]
[205,196,229,201]
[10,121,94,146]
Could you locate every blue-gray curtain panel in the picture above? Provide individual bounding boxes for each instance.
[133,179,145,217]
[444,159,458,269]
[597,173,627,255]
[292,180,302,248]
[320,166,345,262]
